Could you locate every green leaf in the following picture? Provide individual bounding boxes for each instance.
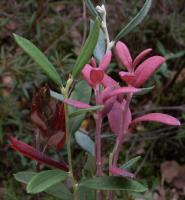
[14,171,36,184]
[46,183,72,200]
[136,86,154,96]
[69,80,92,135]
[79,184,95,200]
[75,131,95,156]
[69,105,103,118]
[27,170,68,194]
[50,90,64,101]
[115,0,152,41]
[72,19,100,78]
[93,25,106,62]
[13,34,62,86]
[165,50,185,61]
[85,0,101,20]
[14,171,72,199]
[121,156,141,170]
[80,176,147,192]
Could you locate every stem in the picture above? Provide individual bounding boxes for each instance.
[94,85,103,176]
[63,87,78,200]
[94,85,103,200]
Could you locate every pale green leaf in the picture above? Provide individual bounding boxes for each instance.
[50,90,64,101]
[75,131,95,156]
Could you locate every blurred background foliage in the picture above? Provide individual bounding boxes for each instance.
[0,0,185,199]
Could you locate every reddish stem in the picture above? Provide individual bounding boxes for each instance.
[94,85,103,200]
[94,85,103,176]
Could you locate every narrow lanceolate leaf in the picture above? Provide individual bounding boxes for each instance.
[69,80,92,135]
[93,28,106,62]
[13,34,62,86]
[72,19,100,78]
[75,131,95,156]
[115,0,152,41]
[10,137,68,171]
[80,176,147,192]
[14,171,72,200]
[27,170,68,194]
[132,113,181,126]
[85,0,101,20]
[69,105,103,118]
[121,156,141,170]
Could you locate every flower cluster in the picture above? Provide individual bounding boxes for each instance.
[10,41,180,181]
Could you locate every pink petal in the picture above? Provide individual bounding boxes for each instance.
[101,96,116,117]
[110,166,135,178]
[101,74,117,88]
[119,71,135,85]
[9,137,68,171]
[81,64,93,86]
[133,48,152,68]
[133,56,165,87]
[115,41,133,71]
[90,68,104,85]
[132,113,181,126]
[90,57,97,68]
[63,99,91,109]
[103,87,141,102]
[108,100,132,135]
[99,51,112,71]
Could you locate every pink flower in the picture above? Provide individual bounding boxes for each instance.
[82,51,117,88]
[115,41,165,87]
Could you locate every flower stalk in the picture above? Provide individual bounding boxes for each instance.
[62,77,79,200]
[94,85,103,176]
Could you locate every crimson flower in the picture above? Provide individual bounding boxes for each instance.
[31,85,66,150]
